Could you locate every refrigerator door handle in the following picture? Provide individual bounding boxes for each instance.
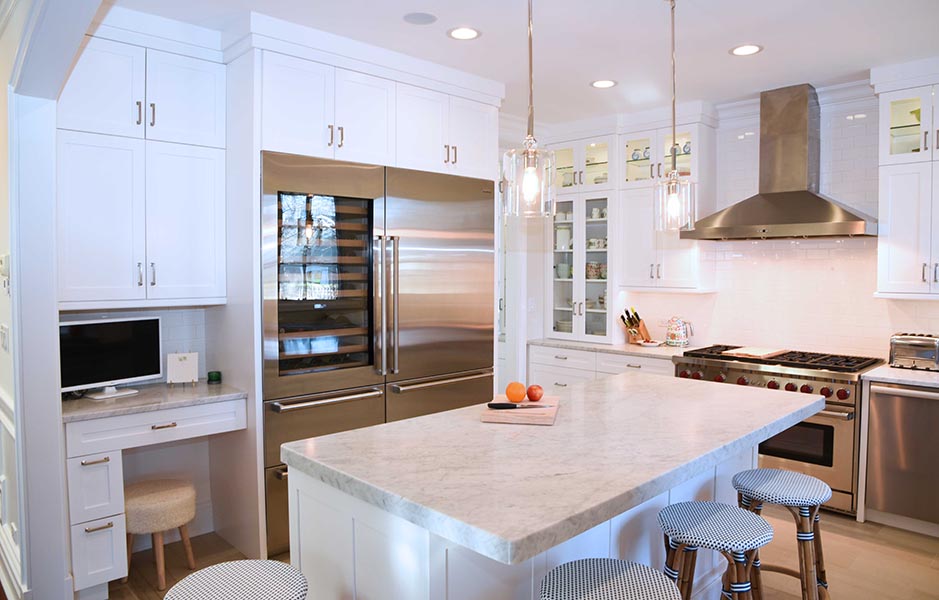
[270,389,385,413]
[375,234,387,376]
[389,370,493,394]
[391,235,400,375]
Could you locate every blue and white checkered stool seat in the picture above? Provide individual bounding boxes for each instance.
[658,501,773,553]
[540,558,681,600]
[164,560,308,599]
[732,468,832,508]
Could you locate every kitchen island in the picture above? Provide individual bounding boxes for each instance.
[282,371,823,600]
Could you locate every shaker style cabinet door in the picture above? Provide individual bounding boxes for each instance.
[262,52,336,158]
[448,97,498,180]
[877,162,933,294]
[57,37,146,139]
[395,83,450,174]
[621,189,658,288]
[334,69,396,166]
[57,131,146,302]
[145,49,226,148]
[145,141,226,300]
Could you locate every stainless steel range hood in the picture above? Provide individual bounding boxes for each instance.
[681,84,877,240]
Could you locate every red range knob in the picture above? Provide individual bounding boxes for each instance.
[691,371,703,380]
[800,384,814,394]
[767,380,780,390]
[785,383,798,392]
[737,376,749,386]
[714,374,726,383]
[836,388,851,401]
[820,387,833,398]
[679,370,690,378]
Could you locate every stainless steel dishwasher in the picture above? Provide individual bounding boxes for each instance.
[866,382,939,525]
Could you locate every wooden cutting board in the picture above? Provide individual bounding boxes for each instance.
[721,346,788,359]
[481,395,560,426]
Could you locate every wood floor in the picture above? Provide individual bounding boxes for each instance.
[108,508,939,599]
[758,505,939,599]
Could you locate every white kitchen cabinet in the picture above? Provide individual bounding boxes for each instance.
[550,135,616,195]
[145,49,226,148]
[878,86,935,166]
[57,38,225,148]
[145,141,226,300]
[57,37,146,139]
[262,52,336,158]
[547,193,615,343]
[595,353,673,377]
[621,123,705,190]
[395,83,497,179]
[66,451,124,526]
[877,163,933,294]
[70,515,127,590]
[57,131,146,303]
[334,69,396,166]
[528,364,596,395]
[527,343,675,387]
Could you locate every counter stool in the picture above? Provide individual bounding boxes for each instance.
[123,479,197,591]
[540,558,681,600]
[658,501,774,600]
[733,468,832,600]
[164,559,308,599]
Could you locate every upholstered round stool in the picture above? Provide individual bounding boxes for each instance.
[733,468,833,600]
[164,560,308,599]
[540,558,681,600]
[124,479,197,590]
[658,501,774,600]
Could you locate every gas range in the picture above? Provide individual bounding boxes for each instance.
[672,345,884,515]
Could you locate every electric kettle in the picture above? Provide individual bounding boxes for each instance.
[665,317,693,347]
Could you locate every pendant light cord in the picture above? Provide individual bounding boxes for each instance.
[669,0,677,174]
[527,0,535,140]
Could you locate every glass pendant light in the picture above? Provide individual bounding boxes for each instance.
[502,0,555,218]
[655,0,696,231]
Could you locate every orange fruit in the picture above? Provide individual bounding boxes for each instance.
[505,381,527,403]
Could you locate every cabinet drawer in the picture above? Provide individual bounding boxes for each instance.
[596,353,674,377]
[529,365,595,395]
[71,514,127,590]
[65,399,246,458]
[529,346,597,371]
[67,451,124,525]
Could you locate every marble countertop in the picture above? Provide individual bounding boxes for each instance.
[528,338,695,359]
[863,365,939,388]
[282,372,823,565]
[62,381,247,423]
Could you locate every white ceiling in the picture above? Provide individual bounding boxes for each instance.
[104,0,939,123]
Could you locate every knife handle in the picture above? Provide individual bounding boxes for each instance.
[488,403,520,409]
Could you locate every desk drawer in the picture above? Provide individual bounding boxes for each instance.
[529,346,596,371]
[66,451,124,525]
[529,365,595,395]
[596,353,674,377]
[65,399,246,458]
[71,514,127,590]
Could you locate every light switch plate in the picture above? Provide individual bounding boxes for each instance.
[166,352,199,385]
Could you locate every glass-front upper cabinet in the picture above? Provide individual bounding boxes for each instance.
[661,129,694,178]
[623,131,655,189]
[879,87,936,166]
[547,194,612,342]
[550,135,616,195]
[621,126,700,190]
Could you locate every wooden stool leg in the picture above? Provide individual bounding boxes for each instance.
[179,524,196,570]
[122,533,133,584]
[746,498,765,600]
[812,510,829,597]
[789,506,819,600]
[731,550,755,600]
[153,532,166,591]
[678,544,698,599]
[664,537,688,599]
[721,551,737,599]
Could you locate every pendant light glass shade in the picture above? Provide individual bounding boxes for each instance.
[503,137,556,217]
[502,0,556,218]
[655,0,695,231]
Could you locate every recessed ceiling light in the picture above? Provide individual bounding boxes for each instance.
[403,12,437,25]
[591,80,617,89]
[730,44,763,56]
[448,27,480,40]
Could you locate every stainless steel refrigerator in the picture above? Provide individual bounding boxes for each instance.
[260,152,494,554]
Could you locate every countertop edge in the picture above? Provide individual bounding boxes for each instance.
[62,388,248,423]
[281,396,824,565]
[527,338,691,359]
[861,365,939,388]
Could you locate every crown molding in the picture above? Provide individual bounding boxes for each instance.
[871,55,939,94]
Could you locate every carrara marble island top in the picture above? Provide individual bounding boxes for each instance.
[62,381,247,423]
[282,372,823,565]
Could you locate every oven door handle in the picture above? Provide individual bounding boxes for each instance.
[816,409,854,421]
[870,384,939,402]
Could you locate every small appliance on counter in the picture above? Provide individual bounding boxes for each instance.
[665,317,693,347]
[889,333,939,370]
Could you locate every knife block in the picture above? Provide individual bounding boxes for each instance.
[624,320,652,344]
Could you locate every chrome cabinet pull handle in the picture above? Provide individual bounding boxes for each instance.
[650,263,655,279]
[452,145,458,164]
[580,171,585,185]
[80,456,110,467]
[554,382,568,387]
[657,263,662,279]
[389,371,492,393]
[391,235,400,374]
[376,235,387,376]
[136,101,142,125]
[338,126,344,148]
[649,164,654,179]
[626,364,642,369]
[925,131,930,151]
[149,103,156,127]
[554,355,568,360]
[271,389,384,412]
[85,521,114,534]
[934,263,938,284]
[151,422,177,430]
[444,144,450,164]
[150,262,156,286]
[327,124,334,147]
[137,262,143,286]
[923,262,929,283]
